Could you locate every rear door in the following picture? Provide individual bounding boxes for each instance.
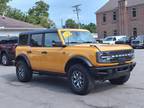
[28,33,44,71]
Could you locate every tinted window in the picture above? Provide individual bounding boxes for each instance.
[31,34,43,47]
[44,33,60,47]
[19,34,29,45]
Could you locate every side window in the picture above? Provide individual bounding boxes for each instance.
[44,33,60,47]
[19,34,29,45]
[31,34,43,47]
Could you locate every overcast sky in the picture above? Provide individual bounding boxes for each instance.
[9,0,108,27]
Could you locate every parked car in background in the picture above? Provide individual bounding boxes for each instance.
[115,37,133,45]
[102,36,127,44]
[96,38,103,43]
[131,35,144,48]
[0,36,18,65]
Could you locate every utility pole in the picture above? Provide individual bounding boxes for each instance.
[72,4,81,29]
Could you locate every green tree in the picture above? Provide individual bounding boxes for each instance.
[65,19,78,28]
[0,0,11,15]
[27,0,51,28]
[6,7,26,21]
[81,23,97,33]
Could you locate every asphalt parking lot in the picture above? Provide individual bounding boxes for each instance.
[0,49,144,108]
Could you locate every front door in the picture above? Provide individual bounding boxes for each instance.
[40,32,66,73]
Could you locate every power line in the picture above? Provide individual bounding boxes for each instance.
[72,4,81,29]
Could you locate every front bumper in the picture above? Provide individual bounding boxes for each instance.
[90,62,136,80]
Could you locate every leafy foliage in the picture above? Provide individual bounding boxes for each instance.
[81,23,97,33]
[65,19,97,33]
[6,7,26,21]
[65,19,78,28]
[27,1,52,28]
[0,0,11,15]
[1,0,55,28]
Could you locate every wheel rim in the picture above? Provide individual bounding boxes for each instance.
[2,55,7,65]
[17,64,25,80]
[71,70,85,90]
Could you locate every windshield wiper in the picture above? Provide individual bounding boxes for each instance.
[67,42,81,44]
[83,41,95,43]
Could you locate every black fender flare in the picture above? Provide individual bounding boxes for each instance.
[65,56,93,73]
[15,54,31,69]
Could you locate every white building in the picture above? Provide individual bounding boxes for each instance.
[0,16,46,37]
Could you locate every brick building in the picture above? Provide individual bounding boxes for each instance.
[96,0,144,38]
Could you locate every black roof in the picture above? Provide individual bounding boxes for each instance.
[20,29,58,35]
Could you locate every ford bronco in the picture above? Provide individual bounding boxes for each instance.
[15,29,136,95]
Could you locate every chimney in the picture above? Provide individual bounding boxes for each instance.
[118,0,128,36]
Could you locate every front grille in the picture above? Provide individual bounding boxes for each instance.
[109,50,134,63]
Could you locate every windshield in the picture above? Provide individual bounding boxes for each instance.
[61,31,96,44]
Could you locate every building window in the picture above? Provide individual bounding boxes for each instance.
[104,31,107,38]
[113,11,117,21]
[113,30,118,36]
[103,14,106,22]
[132,8,137,17]
[133,28,137,37]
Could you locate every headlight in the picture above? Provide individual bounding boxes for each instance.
[97,52,112,63]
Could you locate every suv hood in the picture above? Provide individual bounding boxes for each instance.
[73,44,132,51]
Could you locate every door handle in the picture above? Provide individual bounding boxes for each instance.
[27,51,32,54]
[41,51,48,54]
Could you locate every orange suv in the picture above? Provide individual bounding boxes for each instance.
[15,29,136,95]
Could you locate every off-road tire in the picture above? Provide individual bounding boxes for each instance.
[16,60,32,82]
[68,64,95,95]
[1,53,10,66]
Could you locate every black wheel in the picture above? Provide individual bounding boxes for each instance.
[109,73,130,85]
[1,53,10,66]
[16,60,32,82]
[68,64,94,95]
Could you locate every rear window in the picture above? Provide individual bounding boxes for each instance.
[30,33,43,47]
[19,34,29,45]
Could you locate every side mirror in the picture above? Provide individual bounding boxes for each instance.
[52,41,66,47]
